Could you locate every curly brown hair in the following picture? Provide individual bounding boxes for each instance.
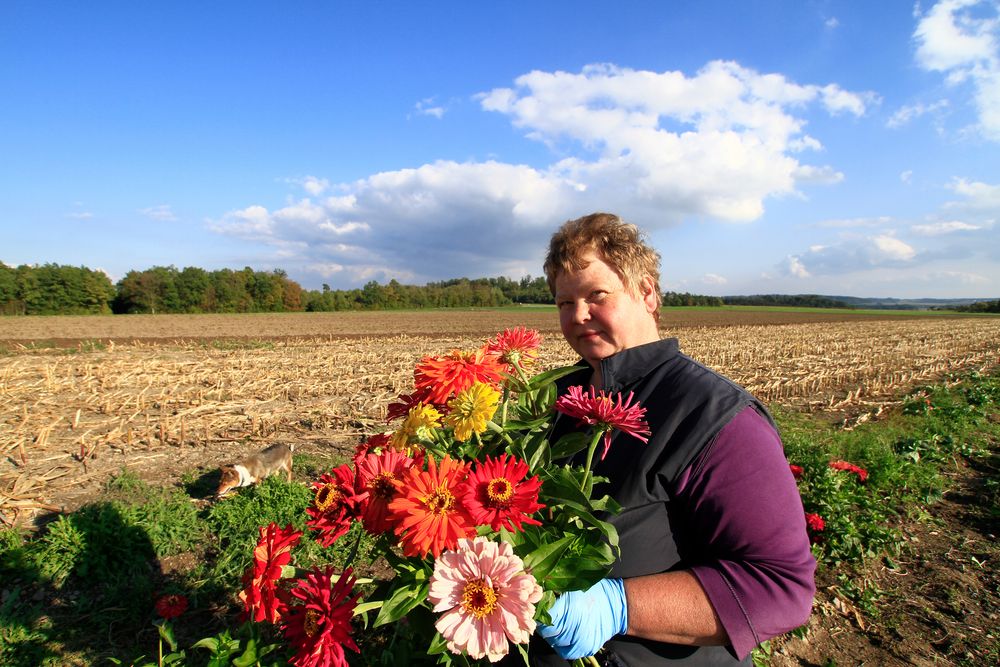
[543,212,662,311]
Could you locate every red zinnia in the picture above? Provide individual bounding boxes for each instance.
[486,326,543,366]
[554,385,651,459]
[239,522,302,623]
[413,347,506,405]
[353,432,392,461]
[804,512,825,543]
[388,454,476,558]
[282,566,360,667]
[789,464,804,480]
[154,593,188,619]
[829,460,868,483]
[355,448,415,535]
[460,453,545,533]
[306,465,368,547]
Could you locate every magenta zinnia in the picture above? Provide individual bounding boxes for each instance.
[355,448,415,535]
[282,566,360,667]
[240,522,302,623]
[461,454,544,533]
[306,465,367,547]
[428,536,543,662]
[554,385,651,459]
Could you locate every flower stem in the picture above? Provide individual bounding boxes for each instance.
[580,429,606,492]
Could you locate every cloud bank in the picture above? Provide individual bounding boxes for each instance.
[211,61,873,287]
[914,0,1000,141]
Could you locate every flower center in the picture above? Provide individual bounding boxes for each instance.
[423,486,455,515]
[461,578,498,619]
[485,477,514,506]
[315,484,343,512]
[303,609,321,637]
[369,472,397,499]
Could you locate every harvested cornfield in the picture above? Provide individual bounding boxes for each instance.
[1,312,999,526]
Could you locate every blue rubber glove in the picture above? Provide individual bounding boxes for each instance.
[537,578,628,659]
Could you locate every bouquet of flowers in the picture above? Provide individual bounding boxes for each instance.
[239,327,650,666]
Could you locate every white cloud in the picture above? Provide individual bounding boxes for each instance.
[946,177,1000,210]
[302,176,330,196]
[886,99,950,127]
[702,273,728,285]
[901,170,914,184]
[815,216,893,228]
[911,220,982,234]
[66,211,94,220]
[913,0,1000,141]
[785,233,918,275]
[415,97,446,119]
[213,62,874,287]
[825,17,840,29]
[139,204,176,221]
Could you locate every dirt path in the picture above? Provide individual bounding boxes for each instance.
[773,448,1000,666]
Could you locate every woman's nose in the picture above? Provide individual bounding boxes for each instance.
[570,301,590,323]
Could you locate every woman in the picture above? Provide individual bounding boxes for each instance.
[529,213,815,665]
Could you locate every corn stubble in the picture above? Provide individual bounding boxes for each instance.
[2,317,999,526]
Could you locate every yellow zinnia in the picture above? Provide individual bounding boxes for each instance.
[390,403,442,449]
[445,382,501,442]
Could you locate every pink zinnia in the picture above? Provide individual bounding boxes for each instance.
[554,385,651,459]
[428,537,543,662]
[829,460,868,483]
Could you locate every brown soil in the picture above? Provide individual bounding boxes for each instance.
[772,451,1000,666]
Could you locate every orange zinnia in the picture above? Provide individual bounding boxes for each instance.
[388,454,476,558]
[413,347,506,405]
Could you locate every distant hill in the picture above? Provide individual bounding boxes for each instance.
[828,296,996,310]
[717,294,998,310]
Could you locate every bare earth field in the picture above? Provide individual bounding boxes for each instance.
[2,308,999,665]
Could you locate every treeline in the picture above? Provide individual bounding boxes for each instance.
[304,276,552,311]
[0,263,555,315]
[948,299,1000,313]
[0,263,116,315]
[721,294,852,308]
[662,291,725,307]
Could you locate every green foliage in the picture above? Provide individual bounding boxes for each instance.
[782,367,1000,567]
[204,476,314,584]
[0,261,115,315]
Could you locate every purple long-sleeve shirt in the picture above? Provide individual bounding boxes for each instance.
[674,406,816,658]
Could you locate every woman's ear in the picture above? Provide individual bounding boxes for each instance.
[639,276,658,313]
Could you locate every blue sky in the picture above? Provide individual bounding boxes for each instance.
[2,1,998,299]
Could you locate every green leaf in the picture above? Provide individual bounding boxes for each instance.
[427,631,448,655]
[232,638,259,667]
[525,365,583,391]
[191,637,220,652]
[375,580,429,626]
[522,535,576,583]
[156,620,178,653]
[548,432,591,461]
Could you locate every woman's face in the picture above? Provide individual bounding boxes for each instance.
[554,250,660,369]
